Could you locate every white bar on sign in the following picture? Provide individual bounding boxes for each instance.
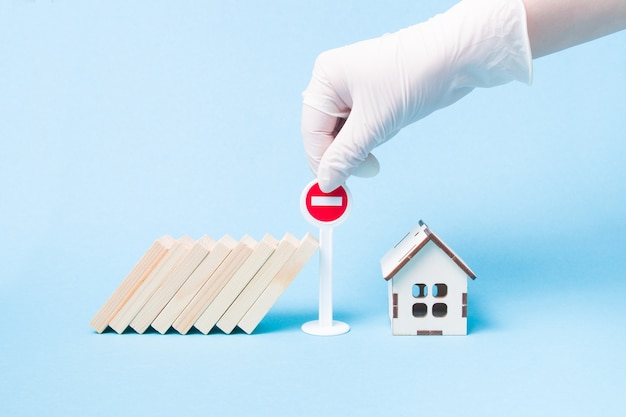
[311,196,343,207]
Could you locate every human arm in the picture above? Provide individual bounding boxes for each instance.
[524,0,626,58]
[301,0,626,192]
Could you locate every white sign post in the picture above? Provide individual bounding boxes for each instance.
[300,180,352,336]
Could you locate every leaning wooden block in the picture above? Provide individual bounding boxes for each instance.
[172,235,256,334]
[108,236,194,334]
[238,233,319,334]
[129,236,215,334]
[89,235,175,333]
[194,234,278,334]
[216,233,299,334]
[151,235,235,334]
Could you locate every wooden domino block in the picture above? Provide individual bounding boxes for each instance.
[172,235,256,334]
[194,234,278,334]
[89,235,175,333]
[237,233,319,334]
[216,233,299,334]
[108,236,194,334]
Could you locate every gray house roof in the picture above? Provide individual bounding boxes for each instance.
[381,220,476,281]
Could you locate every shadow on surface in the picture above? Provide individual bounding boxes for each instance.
[251,308,319,334]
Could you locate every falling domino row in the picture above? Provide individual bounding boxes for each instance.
[90,232,319,335]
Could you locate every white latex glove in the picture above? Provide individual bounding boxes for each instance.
[302,0,533,192]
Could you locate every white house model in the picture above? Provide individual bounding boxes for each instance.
[380,221,476,336]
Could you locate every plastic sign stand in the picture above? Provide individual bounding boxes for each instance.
[300,180,351,336]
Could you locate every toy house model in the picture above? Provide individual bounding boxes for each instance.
[380,221,476,336]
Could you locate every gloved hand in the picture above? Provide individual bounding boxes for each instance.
[301,0,533,192]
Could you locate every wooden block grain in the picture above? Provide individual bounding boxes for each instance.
[238,233,319,334]
[172,235,256,334]
[89,235,175,333]
[129,236,215,334]
[108,236,194,334]
[194,234,278,334]
[216,233,299,334]
[151,235,236,334]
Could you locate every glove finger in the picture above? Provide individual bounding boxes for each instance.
[301,104,343,175]
[317,109,380,192]
[352,152,380,178]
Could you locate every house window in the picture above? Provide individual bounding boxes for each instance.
[432,303,447,317]
[433,283,448,298]
[412,284,427,298]
[412,303,427,318]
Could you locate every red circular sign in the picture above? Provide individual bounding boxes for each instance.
[301,181,351,226]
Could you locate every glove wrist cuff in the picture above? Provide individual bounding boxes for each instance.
[442,0,533,87]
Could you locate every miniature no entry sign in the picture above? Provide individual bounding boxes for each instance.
[300,179,352,336]
[301,181,352,227]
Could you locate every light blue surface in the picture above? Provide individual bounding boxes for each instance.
[1,1,625,416]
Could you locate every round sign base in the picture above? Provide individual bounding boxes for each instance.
[301,320,350,336]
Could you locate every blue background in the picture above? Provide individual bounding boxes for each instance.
[1,1,625,416]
